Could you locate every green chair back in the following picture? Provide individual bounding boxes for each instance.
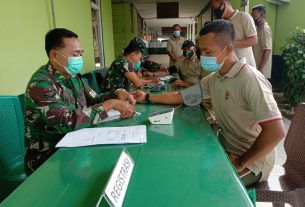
[0,95,26,202]
[82,68,109,94]
[82,72,100,93]
[94,67,109,93]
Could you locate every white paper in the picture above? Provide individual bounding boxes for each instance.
[56,125,147,148]
[159,75,173,81]
[101,109,121,122]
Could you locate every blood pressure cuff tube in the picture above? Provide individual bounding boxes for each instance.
[179,84,203,106]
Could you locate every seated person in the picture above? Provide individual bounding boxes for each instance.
[172,40,210,88]
[134,20,285,186]
[102,38,159,92]
[144,40,209,88]
[24,28,141,175]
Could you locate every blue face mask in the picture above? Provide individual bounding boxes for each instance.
[133,60,141,71]
[173,31,180,37]
[56,51,84,76]
[200,47,226,72]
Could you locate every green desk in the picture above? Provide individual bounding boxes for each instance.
[1,104,254,207]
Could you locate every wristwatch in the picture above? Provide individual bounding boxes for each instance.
[145,93,150,103]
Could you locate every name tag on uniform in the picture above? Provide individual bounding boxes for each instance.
[96,149,135,207]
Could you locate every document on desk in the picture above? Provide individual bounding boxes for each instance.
[55,125,147,148]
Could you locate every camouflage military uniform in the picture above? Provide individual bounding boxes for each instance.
[102,37,147,92]
[102,57,134,92]
[24,62,115,174]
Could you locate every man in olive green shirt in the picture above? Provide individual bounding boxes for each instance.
[172,40,209,88]
[167,24,186,67]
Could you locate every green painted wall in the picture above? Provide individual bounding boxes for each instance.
[112,3,139,57]
[54,0,95,73]
[231,0,244,10]
[0,0,94,95]
[274,1,305,55]
[0,1,51,95]
[101,0,115,67]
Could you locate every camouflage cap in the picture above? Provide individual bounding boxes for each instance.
[141,60,161,72]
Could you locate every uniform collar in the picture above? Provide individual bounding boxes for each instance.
[217,58,247,78]
[229,10,239,20]
[46,61,67,82]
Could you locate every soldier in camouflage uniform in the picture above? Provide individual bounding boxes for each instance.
[102,37,159,92]
[25,28,138,174]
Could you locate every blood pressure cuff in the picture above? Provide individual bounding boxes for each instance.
[179,84,203,106]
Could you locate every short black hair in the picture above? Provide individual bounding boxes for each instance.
[172,24,181,29]
[45,28,78,57]
[199,19,235,48]
[252,4,266,16]
[123,37,146,55]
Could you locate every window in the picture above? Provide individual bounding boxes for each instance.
[91,0,105,68]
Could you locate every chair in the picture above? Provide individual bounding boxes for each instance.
[82,71,101,94]
[0,95,27,202]
[94,67,109,93]
[255,102,305,207]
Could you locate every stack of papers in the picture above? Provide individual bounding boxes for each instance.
[56,125,147,148]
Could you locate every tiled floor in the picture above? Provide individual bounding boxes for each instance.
[257,202,292,207]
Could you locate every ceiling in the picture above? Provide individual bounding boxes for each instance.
[112,0,211,36]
